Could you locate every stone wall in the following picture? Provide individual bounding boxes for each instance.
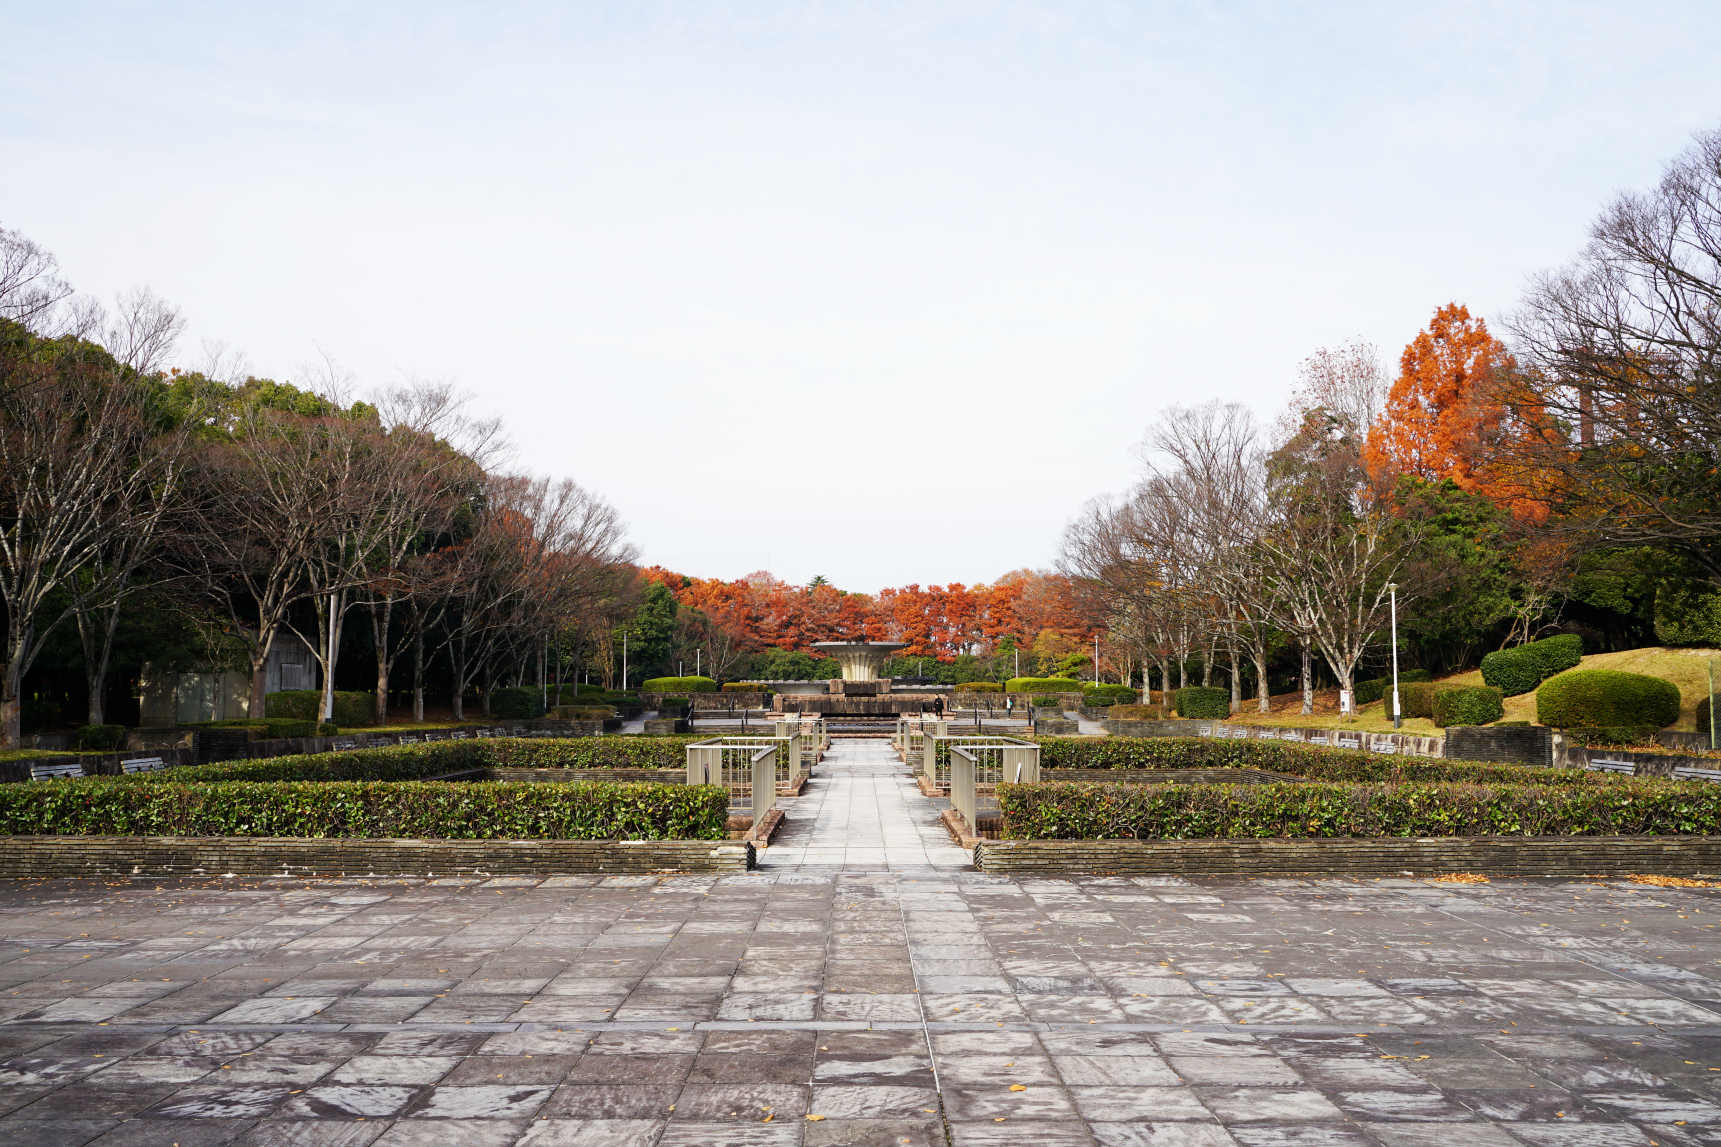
[1445,725,1552,767]
[974,834,1721,876]
[0,836,754,878]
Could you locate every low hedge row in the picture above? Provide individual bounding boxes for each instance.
[0,779,727,840]
[1353,669,1433,705]
[1538,669,1682,729]
[1026,736,1602,785]
[1109,705,1171,720]
[955,682,1002,692]
[1006,677,1080,694]
[997,778,1721,840]
[1174,687,1230,719]
[133,737,707,784]
[266,690,377,727]
[643,676,717,692]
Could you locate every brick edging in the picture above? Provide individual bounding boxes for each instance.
[973,835,1721,876]
[0,836,754,879]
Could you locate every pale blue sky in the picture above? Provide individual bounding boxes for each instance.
[4,2,1718,590]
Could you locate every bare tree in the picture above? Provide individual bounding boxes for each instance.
[357,381,505,723]
[1502,125,1721,580]
[1260,411,1420,696]
[0,226,74,330]
[172,401,369,720]
[0,353,185,745]
[430,474,633,720]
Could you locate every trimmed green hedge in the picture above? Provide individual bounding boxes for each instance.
[643,676,717,692]
[955,682,1002,692]
[1523,633,1585,677]
[0,778,727,840]
[77,725,125,751]
[1538,669,1681,729]
[266,690,377,727]
[721,683,768,693]
[489,687,546,720]
[1026,735,1601,785]
[1006,677,1080,694]
[1354,670,1433,705]
[1480,649,1541,697]
[192,718,320,740]
[141,737,705,784]
[1174,687,1231,719]
[1481,634,1587,698]
[1433,685,1504,727]
[997,777,1721,840]
[1109,705,1170,720]
[1564,726,1664,747]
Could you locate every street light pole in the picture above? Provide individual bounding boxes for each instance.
[1387,582,1401,730]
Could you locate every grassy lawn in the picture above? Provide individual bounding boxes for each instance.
[0,749,79,761]
[1223,645,1721,731]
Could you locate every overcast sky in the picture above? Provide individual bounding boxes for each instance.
[5,2,1719,592]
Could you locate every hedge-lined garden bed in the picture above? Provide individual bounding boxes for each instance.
[997,778,1721,840]
[0,778,727,840]
[2,737,730,842]
[120,736,707,784]
[1026,735,1604,785]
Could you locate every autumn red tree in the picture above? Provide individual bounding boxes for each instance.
[1364,304,1518,498]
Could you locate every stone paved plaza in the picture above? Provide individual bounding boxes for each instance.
[2,741,1721,1145]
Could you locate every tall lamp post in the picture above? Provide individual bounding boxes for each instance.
[1387,582,1401,730]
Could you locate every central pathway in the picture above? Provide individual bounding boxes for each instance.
[759,736,973,871]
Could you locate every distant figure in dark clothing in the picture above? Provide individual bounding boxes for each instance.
[932,696,944,717]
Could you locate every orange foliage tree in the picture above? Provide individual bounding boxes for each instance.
[1364,304,1518,496]
[638,566,1097,666]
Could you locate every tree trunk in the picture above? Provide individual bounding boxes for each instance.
[76,597,123,727]
[1227,629,1241,713]
[0,646,24,749]
[449,642,466,721]
[1253,647,1271,713]
[412,630,425,723]
[1300,643,1313,715]
[370,594,396,726]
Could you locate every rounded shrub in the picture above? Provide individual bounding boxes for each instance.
[1174,686,1231,719]
[77,724,126,751]
[1480,648,1541,697]
[1537,669,1681,729]
[1522,633,1584,677]
[489,687,546,720]
[1432,685,1505,727]
[1031,695,1060,707]
[954,682,1001,692]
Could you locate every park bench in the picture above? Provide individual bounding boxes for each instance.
[1586,759,1636,775]
[1673,766,1721,783]
[397,733,422,744]
[120,756,165,774]
[450,730,472,740]
[1336,735,1361,750]
[331,737,358,752]
[29,760,84,780]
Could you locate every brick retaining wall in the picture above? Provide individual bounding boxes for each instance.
[0,836,753,878]
[1445,725,1552,766]
[974,835,1721,876]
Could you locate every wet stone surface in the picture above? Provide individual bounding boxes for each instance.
[0,740,1718,1144]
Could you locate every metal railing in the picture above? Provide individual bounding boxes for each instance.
[921,733,1036,791]
[947,739,1040,835]
[686,737,787,823]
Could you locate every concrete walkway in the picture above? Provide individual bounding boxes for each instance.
[760,737,973,871]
